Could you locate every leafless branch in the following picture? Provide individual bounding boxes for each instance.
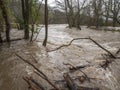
[47,37,117,59]
[15,53,59,90]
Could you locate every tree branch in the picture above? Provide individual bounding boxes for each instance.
[47,38,89,52]
[47,37,117,59]
[15,53,59,90]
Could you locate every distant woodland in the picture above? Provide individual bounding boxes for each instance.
[0,0,120,43]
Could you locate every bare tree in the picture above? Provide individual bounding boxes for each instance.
[66,0,75,28]
[85,1,93,27]
[10,0,23,30]
[110,0,120,26]
[92,0,103,28]
[43,0,48,46]
[103,0,111,26]
[75,0,86,29]
[0,0,10,42]
[0,24,3,43]
[56,0,87,30]
[116,16,120,25]
[30,0,44,42]
[0,14,3,43]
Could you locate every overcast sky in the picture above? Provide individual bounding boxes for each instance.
[48,0,56,6]
[39,0,55,6]
[48,0,55,4]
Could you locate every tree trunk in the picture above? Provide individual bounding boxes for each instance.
[66,0,75,28]
[113,17,116,27]
[96,17,99,28]
[25,0,29,39]
[0,22,3,43]
[105,0,111,26]
[0,33,3,43]
[76,0,81,30]
[105,17,108,26]
[0,0,10,42]
[116,18,120,25]
[30,24,34,42]
[64,0,70,26]
[21,0,29,39]
[43,0,48,46]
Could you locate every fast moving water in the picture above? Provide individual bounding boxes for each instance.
[0,25,120,90]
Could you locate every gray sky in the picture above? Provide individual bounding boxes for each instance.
[39,0,55,6]
[48,0,55,3]
[48,0,56,6]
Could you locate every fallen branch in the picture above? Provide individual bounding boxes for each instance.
[78,86,99,90]
[15,53,47,78]
[15,53,59,90]
[100,54,114,69]
[63,73,77,90]
[35,71,59,90]
[54,75,102,84]
[69,65,90,72]
[88,37,116,59]
[63,63,90,82]
[1,38,23,43]
[47,37,118,59]
[100,59,112,70]
[63,74,99,90]
[30,78,45,90]
[23,77,32,89]
[23,76,45,90]
[47,38,89,52]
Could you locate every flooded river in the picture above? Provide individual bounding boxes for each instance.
[0,25,120,90]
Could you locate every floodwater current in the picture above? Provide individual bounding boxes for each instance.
[0,25,120,90]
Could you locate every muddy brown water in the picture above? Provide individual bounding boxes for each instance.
[0,25,120,90]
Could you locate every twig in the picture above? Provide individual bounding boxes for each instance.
[33,25,44,41]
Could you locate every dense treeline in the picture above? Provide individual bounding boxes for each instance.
[56,0,120,29]
[0,0,48,44]
[0,0,120,44]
